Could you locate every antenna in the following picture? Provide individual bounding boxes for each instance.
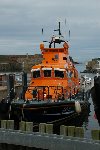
[54,22,61,36]
[69,30,70,41]
[64,18,71,42]
[58,22,61,36]
[42,28,43,35]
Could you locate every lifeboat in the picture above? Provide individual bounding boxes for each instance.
[10,22,89,122]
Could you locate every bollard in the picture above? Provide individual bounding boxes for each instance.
[46,124,53,134]
[7,120,14,130]
[1,120,7,129]
[91,130,100,140]
[68,126,75,137]
[39,123,46,133]
[19,121,26,131]
[25,122,33,132]
[60,125,68,136]
[75,127,84,138]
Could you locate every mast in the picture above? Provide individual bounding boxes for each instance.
[59,22,61,36]
[54,22,61,36]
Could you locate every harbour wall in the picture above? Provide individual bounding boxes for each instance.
[0,120,100,150]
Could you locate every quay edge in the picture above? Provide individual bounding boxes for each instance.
[0,121,100,150]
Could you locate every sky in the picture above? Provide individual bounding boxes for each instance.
[0,0,100,62]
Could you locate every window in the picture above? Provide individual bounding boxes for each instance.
[44,70,51,77]
[63,57,67,60]
[55,70,64,78]
[33,71,40,78]
[55,54,59,59]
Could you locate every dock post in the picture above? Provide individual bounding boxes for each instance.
[46,124,53,134]
[82,88,85,100]
[19,121,26,131]
[39,123,46,133]
[91,130,100,140]
[25,122,33,132]
[7,120,14,130]
[1,120,7,129]
[75,127,84,138]
[22,72,27,100]
[60,125,68,136]
[7,74,15,101]
[68,126,75,137]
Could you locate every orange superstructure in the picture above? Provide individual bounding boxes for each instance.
[25,22,80,101]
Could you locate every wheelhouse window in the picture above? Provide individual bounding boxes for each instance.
[31,68,40,78]
[54,68,64,78]
[42,68,52,77]
[44,70,51,77]
[33,71,40,78]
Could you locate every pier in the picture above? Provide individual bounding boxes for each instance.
[0,120,100,150]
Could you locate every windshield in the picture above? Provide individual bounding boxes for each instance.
[33,71,40,78]
[55,70,64,78]
[44,70,51,77]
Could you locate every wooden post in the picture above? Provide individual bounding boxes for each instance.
[7,74,15,101]
[39,123,46,133]
[19,121,26,131]
[46,124,53,134]
[60,125,68,136]
[68,126,75,137]
[7,120,14,130]
[75,127,84,138]
[25,122,33,132]
[91,130,100,140]
[1,120,7,129]
[22,72,27,100]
